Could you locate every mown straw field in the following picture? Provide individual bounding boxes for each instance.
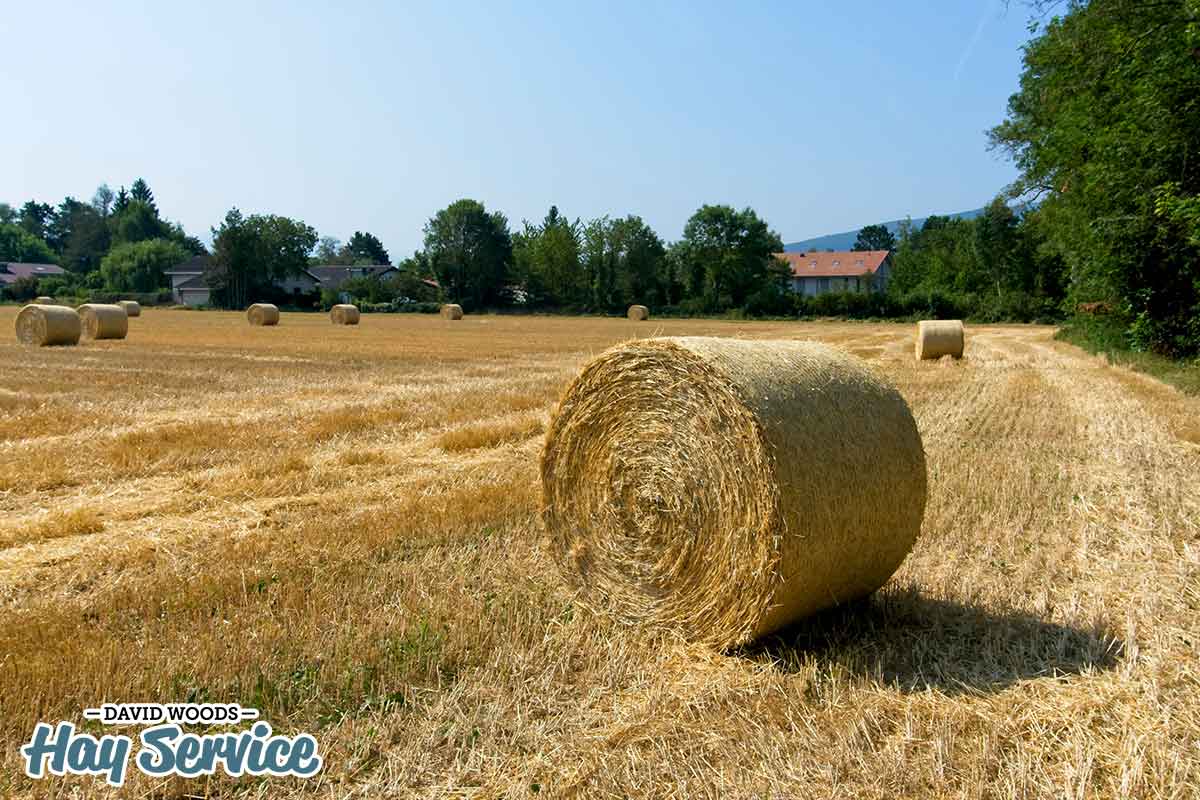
[1,308,1197,798]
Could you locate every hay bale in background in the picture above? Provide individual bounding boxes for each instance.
[541,337,927,649]
[627,304,649,321]
[915,320,964,360]
[247,303,280,326]
[77,304,129,340]
[118,300,142,317]
[15,304,82,346]
[441,303,464,320]
[331,304,360,325]
[34,296,54,305]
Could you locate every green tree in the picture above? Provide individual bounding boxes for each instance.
[314,236,344,263]
[207,209,318,309]
[0,223,57,263]
[513,206,585,306]
[112,201,168,246]
[0,203,16,225]
[422,199,512,307]
[91,184,115,217]
[853,223,896,251]
[18,202,55,240]
[100,238,188,292]
[130,178,157,213]
[57,200,111,273]
[671,205,784,310]
[345,231,390,264]
[990,0,1200,355]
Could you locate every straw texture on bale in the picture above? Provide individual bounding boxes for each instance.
[627,304,649,321]
[117,300,142,317]
[247,303,280,326]
[77,304,129,340]
[34,296,54,305]
[915,319,964,360]
[541,336,927,649]
[441,303,464,320]
[330,304,361,325]
[15,304,82,347]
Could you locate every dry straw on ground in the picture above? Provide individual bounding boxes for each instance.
[915,319,964,360]
[34,296,54,305]
[541,336,927,649]
[441,303,464,320]
[247,303,280,326]
[14,304,81,346]
[627,304,649,321]
[330,304,360,325]
[117,300,141,317]
[76,304,128,340]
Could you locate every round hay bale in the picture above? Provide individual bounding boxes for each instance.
[117,300,142,317]
[15,304,82,346]
[440,303,464,320]
[627,304,649,321]
[330,304,360,325]
[76,303,128,340]
[914,320,964,360]
[247,303,280,326]
[34,296,54,305]
[541,337,927,649]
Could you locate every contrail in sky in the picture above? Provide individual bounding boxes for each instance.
[954,0,999,85]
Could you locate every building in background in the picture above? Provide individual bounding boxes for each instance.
[775,250,892,296]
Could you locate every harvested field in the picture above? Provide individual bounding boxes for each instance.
[0,308,1197,798]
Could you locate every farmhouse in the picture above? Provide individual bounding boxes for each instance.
[776,250,892,296]
[0,262,67,287]
[165,256,397,306]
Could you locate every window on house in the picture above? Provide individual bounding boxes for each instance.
[832,260,840,266]
[818,278,830,293]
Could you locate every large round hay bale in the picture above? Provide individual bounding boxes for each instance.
[541,337,927,649]
[117,300,141,317]
[247,303,280,326]
[440,303,464,320]
[34,296,54,305]
[330,304,360,325]
[627,304,649,321]
[915,320,964,360]
[76,304,129,340]
[15,304,82,346]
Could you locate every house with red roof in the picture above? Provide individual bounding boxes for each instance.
[775,250,892,296]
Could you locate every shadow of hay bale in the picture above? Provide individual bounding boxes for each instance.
[741,586,1122,695]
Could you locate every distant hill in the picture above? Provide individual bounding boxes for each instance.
[784,207,986,252]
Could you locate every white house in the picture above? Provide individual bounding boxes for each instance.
[775,250,893,296]
[165,257,397,306]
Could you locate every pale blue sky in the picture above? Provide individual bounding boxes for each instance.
[4,1,1034,255]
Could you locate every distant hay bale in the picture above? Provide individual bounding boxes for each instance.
[541,337,927,649]
[117,300,141,317]
[915,320,964,360]
[441,303,464,320]
[34,296,54,305]
[247,303,280,326]
[76,303,129,340]
[15,304,81,347]
[330,304,360,325]
[627,304,649,321]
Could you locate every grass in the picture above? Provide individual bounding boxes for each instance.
[1056,314,1200,395]
[0,309,1197,798]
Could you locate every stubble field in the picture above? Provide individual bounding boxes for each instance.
[0,308,1197,798]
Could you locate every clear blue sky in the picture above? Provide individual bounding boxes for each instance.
[4,1,1036,255]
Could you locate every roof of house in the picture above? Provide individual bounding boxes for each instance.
[165,253,212,275]
[174,274,210,291]
[0,262,67,284]
[776,250,890,278]
[307,264,396,289]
